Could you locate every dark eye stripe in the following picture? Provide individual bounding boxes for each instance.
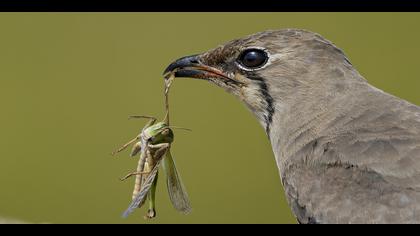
[241,70,275,136]
[237,49,268,69]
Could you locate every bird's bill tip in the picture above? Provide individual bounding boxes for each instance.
[163,54,200,76]
[163,55,234,82]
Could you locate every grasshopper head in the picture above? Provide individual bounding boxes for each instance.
[143,122,174,144]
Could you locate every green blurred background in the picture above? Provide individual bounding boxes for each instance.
[0,13,419,224]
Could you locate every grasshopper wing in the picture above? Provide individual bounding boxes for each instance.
[162,150,192,214]
[122,160,161,218]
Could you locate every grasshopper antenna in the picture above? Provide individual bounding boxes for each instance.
[128,115,156,120]
[168,126,192,132]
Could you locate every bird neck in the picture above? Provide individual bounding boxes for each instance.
[267,71,370,176]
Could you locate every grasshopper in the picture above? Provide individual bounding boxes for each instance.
[113,72,189,219]
[113,115,192,219]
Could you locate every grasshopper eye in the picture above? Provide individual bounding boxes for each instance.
[161,129,170,136]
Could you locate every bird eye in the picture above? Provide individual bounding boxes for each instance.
[237,49,268,69]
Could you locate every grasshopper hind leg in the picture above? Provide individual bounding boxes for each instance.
[144,171,159,219]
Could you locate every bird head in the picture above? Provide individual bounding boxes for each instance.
[164,29,356,136]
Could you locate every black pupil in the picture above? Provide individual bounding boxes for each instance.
[239,49,267,68]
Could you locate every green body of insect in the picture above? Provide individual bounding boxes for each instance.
[113,116,191,219]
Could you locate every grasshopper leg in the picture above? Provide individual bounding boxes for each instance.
[112,116,156,156]
[129,115,157,129]
[111,137,139,156]
[148,143,170,163]
[119,171,151,181]
[144,171,158,219]
[128,115,156,120]
[130,141,142,157]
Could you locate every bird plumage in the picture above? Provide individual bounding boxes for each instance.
[165,29,420,223]
[278,83,420,223]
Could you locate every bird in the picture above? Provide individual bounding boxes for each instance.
[163,29,420,224]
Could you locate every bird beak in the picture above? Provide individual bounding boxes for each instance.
[163,55,241,85]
